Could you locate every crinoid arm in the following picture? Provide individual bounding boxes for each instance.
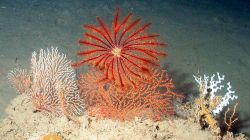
[73,7,167,88]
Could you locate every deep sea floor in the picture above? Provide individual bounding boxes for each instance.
[0,0,249,135]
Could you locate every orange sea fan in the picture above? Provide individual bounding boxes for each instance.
[78,68,182,121]
[73,7,166,88]
[77,68,108,109]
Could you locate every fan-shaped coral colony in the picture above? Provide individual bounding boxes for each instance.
[8,7,239,136]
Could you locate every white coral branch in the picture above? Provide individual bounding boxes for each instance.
[193,72,238,116]
[193,72,224,100]
[212,82,238,115]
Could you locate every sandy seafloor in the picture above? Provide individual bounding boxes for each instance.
[0,0,249,138]
[0,94,249,140]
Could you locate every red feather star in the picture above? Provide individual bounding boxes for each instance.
[72,7,166,88]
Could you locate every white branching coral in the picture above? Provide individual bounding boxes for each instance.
[213,82,238,115]
[30,47,84,116]
[193,72,238,116]
[193,72,225,100]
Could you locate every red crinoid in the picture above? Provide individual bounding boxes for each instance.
[72,7,166,88]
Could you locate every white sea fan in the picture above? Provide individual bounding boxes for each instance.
[30,47,84,116]
[8,68,31,94]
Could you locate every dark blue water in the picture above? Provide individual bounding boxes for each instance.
[0,0,249,135]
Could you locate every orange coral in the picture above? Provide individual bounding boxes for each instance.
[78,68,182,121]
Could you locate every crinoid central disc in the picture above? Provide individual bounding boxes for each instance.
[111,47,122,57]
